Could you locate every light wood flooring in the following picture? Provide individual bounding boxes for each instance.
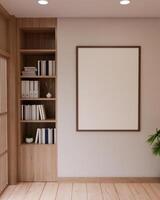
[0,182,160,200]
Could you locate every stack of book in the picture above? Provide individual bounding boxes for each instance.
[21,80,40,98]
[37,60,55,76]
[21,104,46,120]
[21,67,37,77]
[35,128,56,144]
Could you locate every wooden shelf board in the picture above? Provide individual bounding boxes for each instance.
[20,119,56,123]
[20,76,56,79]
[20,98,56,101]
[20,49,56,54]
[20,144,55,146]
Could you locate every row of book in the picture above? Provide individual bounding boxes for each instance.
[37,60,56,76]
[21,60,56,77]
[21,104,46,120]
[35,128,56,144]
[21,80,40,98]
[22,66,37,77]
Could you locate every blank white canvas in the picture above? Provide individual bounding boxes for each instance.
[77,47,140,130]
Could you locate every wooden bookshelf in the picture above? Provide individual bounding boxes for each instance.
[20,98,56,101]
[17,18,57,181]
[20,49,56,54]
[20,119,56,123]
[20,75,56,79]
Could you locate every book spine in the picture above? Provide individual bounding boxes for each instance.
[52,60,56,76]
[45,128,48,144]
[36,105,39,120]
[41,60,46,76]
[29,81,34,98]
[42,128,46,144]
[21,105,24,120]
[37,60,41,76]
[48,60,53,76]
[21,81,25,98]
[54,128,56,144]
[32,105,36,120]
[39,129,42,144]
[35,129,40,144]
[25,81,30,98]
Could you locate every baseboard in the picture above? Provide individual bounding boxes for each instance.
[57,177,160,183]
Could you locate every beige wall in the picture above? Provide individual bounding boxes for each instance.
[57,18,160,177]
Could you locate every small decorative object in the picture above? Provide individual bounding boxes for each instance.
[147,129,160,156]
[46,92,52,98]
[25,132,34,144]
[25,137,34,144]
[45,80,53,98]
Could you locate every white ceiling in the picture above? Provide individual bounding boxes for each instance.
[1,0,160,18]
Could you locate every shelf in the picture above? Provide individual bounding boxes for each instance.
[20,98,56,101]
[20,119,56,123]
[21,144,55,146]
[20,49,56,54]
[20,76,56,79]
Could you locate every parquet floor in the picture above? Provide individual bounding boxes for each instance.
[0,182,160,200]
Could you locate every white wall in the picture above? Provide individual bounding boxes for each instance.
[57,18,160,177]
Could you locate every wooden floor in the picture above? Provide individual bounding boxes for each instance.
[0,182,160,200]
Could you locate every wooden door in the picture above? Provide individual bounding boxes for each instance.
[0,56,8,194]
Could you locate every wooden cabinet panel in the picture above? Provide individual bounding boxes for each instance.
[0,153,8,193]
[19,145,56,181]
[0,114,7,155]
[0,57,7,113]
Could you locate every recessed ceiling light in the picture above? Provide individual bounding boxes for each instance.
[38,0,48,5]
[120,0,130,5]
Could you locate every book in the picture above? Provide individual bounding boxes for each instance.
[52,61,56,75]
[38,129,42,144]
[33,81,39,98]
[25,81,30,98]
[45,129,48,144]
[37,60,41,76]
[42,128,46,144]
[41,105,46,120]
[41,60,46,76]
[32,105,36,120]
[35,128,40,144]
[29,81,34,98]
[48,60,53,76]
[48,128,53,144]
[21,81,25,98]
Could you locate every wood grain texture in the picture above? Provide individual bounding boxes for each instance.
[87,183,103,200]
[7,183,31,200]
[8,16,18,185]
[19,145,56,181]
[0,57,7,113]
[0,3,10,19]
[142,184,159,200]
[0,115,7,155]
[0,154,8,194]
[115,183,135,200]
[1,183,160,200]
[101,183,119,200]
[128,183,150,200]
[23,183,45,200]
[0,185,16,200]
[150,183,160,198]
[72,183,87,200]
[56,183,72,200]
[40,183,58,200]
[17,18,57,182]
[0,15,8,51]
[17,18,57,28]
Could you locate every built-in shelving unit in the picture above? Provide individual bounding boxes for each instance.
[17,18,57,181]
